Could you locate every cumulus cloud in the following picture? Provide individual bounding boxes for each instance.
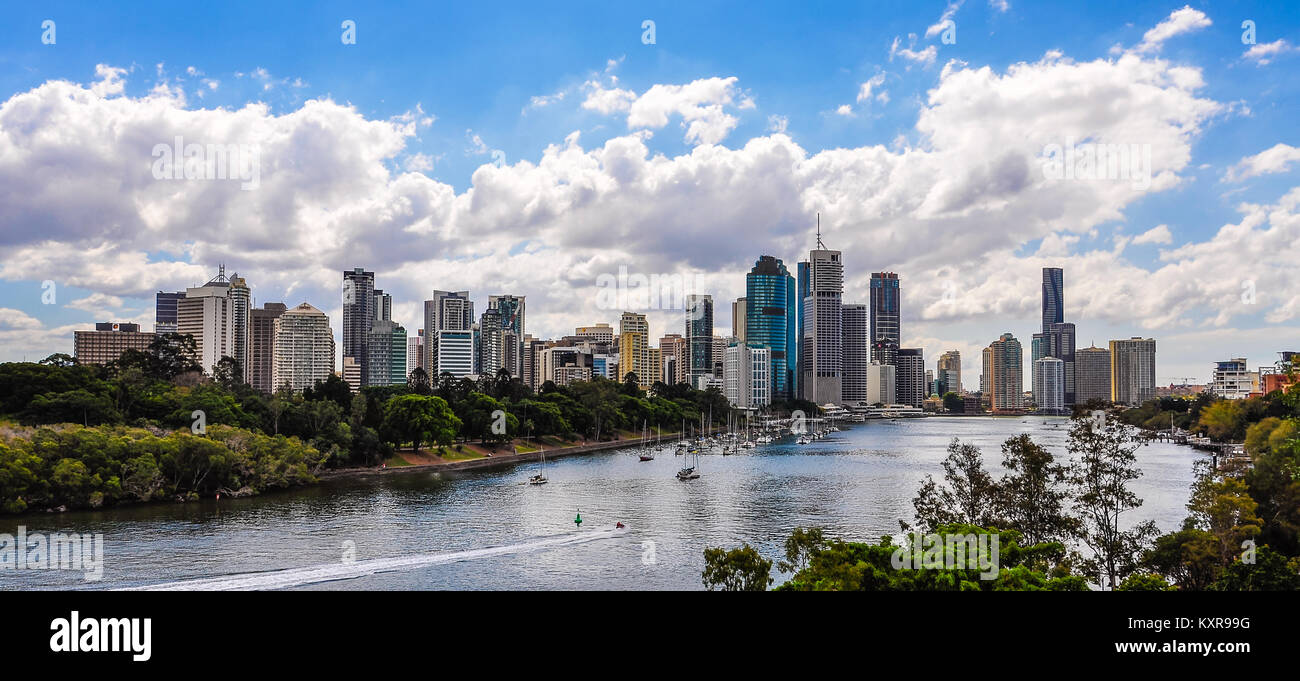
[1133,6,1211,54]
[1225,143,1300,182]
[1132,224,1173,245]
[0,46,1281,366]
[1243,39,1298,66]
[890,36,938,66]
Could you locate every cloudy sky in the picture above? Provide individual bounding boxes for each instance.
[1,1,1297,388]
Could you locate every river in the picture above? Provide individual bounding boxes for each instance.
[1,416,1205,590]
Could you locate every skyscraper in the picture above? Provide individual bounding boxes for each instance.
[799,247,843,405]
[367,319,407,387]
[154,291,185,334]
[250,302,287,393]
[937,350,962,395]
[1042,267,1064,331]
[984,333,1025,412]
[870,272,901,366]
[1034,357,1065,414]
[685,294,714,385]
[342,268,375,385]
[866,362,896,405]
[424,290,474,377]
[842,304,869,405]
[228,275,251,382]
[896,348,925,408]
[745,255,797,400]
[273,303,335,392]
[659,333,688,385]
[176,267,246,376]
[724,343,771,410]
[1075,345,1111,404]
[478,307,504,376]
[732,297,747,343]
[618,311,650,387]
[488,295,526,378]
[1110,337,1156,406]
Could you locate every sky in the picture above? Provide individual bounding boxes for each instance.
[0,1,1297,389]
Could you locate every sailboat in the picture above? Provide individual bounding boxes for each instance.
[528,448,548,485]
[676,445,700,480]
[639,420,655,461]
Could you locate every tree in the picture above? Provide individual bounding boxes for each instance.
[998,434,1077,546]
[1186,466,1261,566]
[212,356,243,389]
[942,391,962,412]
[407,367,432,395]
[1116,573,1175,591]
[1066,413,1158,589]
[910,438,1001,531]
[1142,525,1223,590]
[702,544,773,591]
[1210,546,1300,591]
[1197,400,1246,442]
[621,372,641,396]
[39,353,78,367]
[777,527,827,574]
[380,394,461,451]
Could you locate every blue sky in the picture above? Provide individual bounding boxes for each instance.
[1,1,1297,386]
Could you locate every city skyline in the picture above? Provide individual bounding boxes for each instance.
[2,3,1298,389]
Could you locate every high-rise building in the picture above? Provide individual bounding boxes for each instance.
[477,307,504,376]
[746,255,798,400]
[1210,358,1257,399]
[866,362,896,405]
[1042,267,1064,332]
[176,267,246,376]
[798,247,843,405]
[1075,345,1111,404]
[732,297,747,343]
[1045,322,1076,406]
[842,304,869,405]
[1110,337,1156,406]
[870,272,901,366]
[74,323,156,365]
[618,312,650,387]
[724,343,771,409]
[659,333,688,385]
[424,290,474,378]
[342,356,361,393]
[372,289,392,323]
[250,302,287,393]
[488,295,526,378]
[154,291,185,334]
[984,333,1025,412]
[896,348,925,408]
[937,350,962,395]
[406,330,425,379]
[1034,357,1066,414]
[342,268,375,386]
[273,303,335,393]
[685,294,714,385]
[228,275,251,382]
[712,336,728,378]
[367,319,406,387]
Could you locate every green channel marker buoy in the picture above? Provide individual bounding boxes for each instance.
[574,510,582,527]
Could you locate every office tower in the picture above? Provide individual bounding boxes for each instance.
[478,307,504,376]
[712,336,728,378]
[488,295,526,378]
[746,255,797,400]
[798,245,843,405]
[1109,337,1156,406]
[866,362,896,405]
[74,323,156,365]
[1045,322,1076,405]
[896,348,925,408]
[575,323,615,345]
[732,297,747,343]
[407,330,425,378]
[250,302,288,393]
[842,303,869,405]
[1210,359,1256,399]
[373,290,392,323]
[272,303,335,392]
[984,333,1025,412]
[870,272,901,366]
[342,268,375,385]
[659,333,688,385]
[539,345,595,387]
[1042,267,1064,331]
[724,343,771,409]
[367,319,406,387]
[424,290,474,377]
[618,312,650,387]
[685,294,714,385]
[1034,357,1066,414]
[937,350,962,395]
[1075,345,1111,404]
[154,291,185,334]
[177,267,242,376]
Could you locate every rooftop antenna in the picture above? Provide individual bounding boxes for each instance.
[815,212,826,250]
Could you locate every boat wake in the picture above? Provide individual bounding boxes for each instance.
[118,529,620,591]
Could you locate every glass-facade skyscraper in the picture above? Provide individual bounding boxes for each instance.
[746,255,797,400]
[870,272,900,366]
[1042,267,1063,331]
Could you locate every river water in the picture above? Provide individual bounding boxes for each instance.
[2,416,1204,591]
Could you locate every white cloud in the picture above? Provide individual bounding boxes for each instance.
[1133,6,1211,54]
[1225,143,1300,182]
[835,104,854,117]
[1132,224,1173,245]
[989,0,1010,12]
[1243,39,1297,66]
[856,73,887,103]
[767,115,788,134]
[584,76,749,145]
[890,36,938,66]
[925,2,963,38]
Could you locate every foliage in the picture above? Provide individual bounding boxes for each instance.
[702,544,773,591]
